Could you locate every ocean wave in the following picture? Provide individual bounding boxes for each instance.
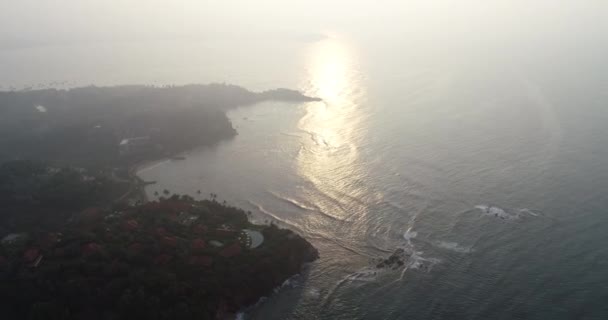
[303,288,320,300]
[322,267,382,307]
[274,274,300,294]
[344,267,381,283]
[475,205,519,221]
[269,190,350,223]
[297,183,351,217]
[247,200,303,231]
[137,159,171,173]
[402,228,440,273]
[475,205,541,221]
[383,200,408,212]
[433,240,473,253]
[279,131,305,139]
[519,208,541,217]
[371,227,440,281]
[268,191,320,212]
[403,227,418,243]
[299,129,324,146]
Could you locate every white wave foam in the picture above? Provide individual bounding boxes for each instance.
[519,208,540,217]
[305,288,321,299]
[386,200,406,211]
[394,247,440,280]
[137,159,171,173]
[475,205,541,221]
[269,191,320,212]
[322,267,381,307]
[403,227,418,242]
[408,253,439,272]
[344,267,380,282]
[475,205,519,221]
[396,228,439,279]
[274,275,299,294]
[434,240,473,253]
[247,200,301,230]
[279,131,304,139]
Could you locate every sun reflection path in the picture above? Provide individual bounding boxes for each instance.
[296,38,378,229]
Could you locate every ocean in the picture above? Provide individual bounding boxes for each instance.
[4,34,608,319]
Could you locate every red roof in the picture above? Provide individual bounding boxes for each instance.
[144,200,191,215]
[156,227,168,236]
[77,208,104,227]
[82,243,102,256]
[128,243,143,253]
[191,239,206,250]
[189,255,213,267]
[162,236,177,247]
[23,248,40,263]
[154,254,172,265]
[215,229,237,237]
[219,243,242,258]
[192,224,208,235]
[38,233,60,249]
[124,219,139,231]
[81,207,102,218]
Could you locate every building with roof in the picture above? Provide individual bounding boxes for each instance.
[219,243,242,258]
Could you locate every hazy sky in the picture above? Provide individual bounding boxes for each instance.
[1,0,606,49]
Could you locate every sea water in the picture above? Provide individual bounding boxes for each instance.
[4,32,608,320]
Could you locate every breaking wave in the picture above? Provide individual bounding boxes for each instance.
[247,200,303,232]
[475,205,541,221]
[434,240,473,253]
[394,228,440,280]
[269,191,321,212]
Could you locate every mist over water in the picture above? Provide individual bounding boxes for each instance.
[134,34,608,319]
[4,1,608,318]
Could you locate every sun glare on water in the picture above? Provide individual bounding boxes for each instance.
[296,37,375,224]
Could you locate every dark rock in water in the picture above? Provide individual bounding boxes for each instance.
[376,248,408,270]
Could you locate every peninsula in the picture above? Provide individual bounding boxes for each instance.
[0,195,318,319]
[0,84,320,166]
[0,84,321,319]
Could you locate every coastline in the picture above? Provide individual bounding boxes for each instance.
[0,195,319,319]
[125,105,319,319]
